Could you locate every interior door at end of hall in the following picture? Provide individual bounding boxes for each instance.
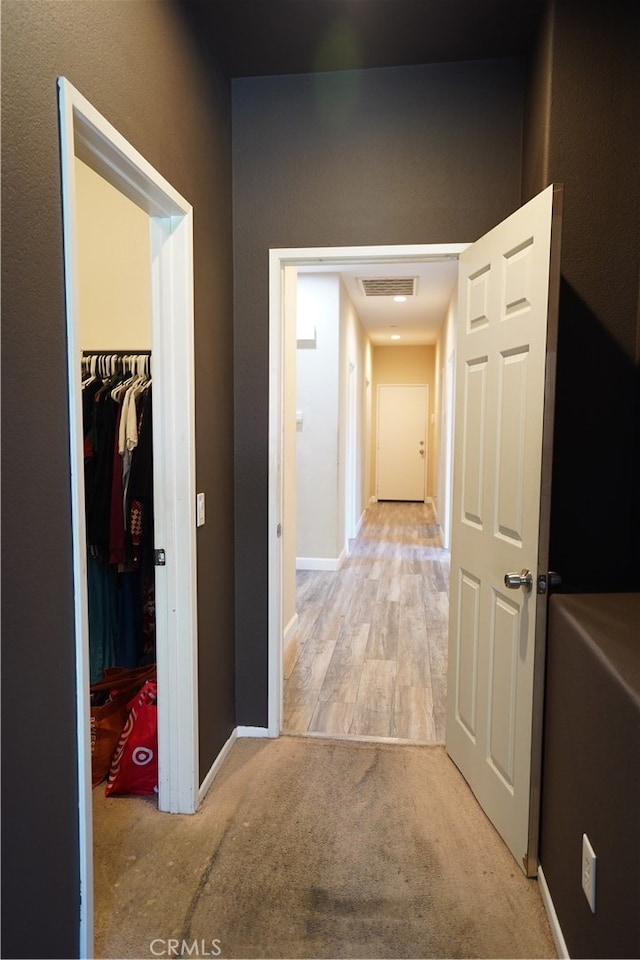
[377,384,427,501]
[446,184,562,875]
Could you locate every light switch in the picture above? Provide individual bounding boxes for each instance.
[197,492,206,527]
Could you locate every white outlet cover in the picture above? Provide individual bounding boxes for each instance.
[196,492,205,527]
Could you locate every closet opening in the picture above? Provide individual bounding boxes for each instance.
[58,78,199,957]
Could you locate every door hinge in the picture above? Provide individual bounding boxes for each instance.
[154,548,166,566]
[276,523,282,538]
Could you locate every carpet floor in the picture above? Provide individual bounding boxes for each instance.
[93,736,557,960]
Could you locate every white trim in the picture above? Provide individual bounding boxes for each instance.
[58,77,199,957]
[198,729,238,803]
[237,726,272,738]
[58,79,94,960]
[296,549,346,571]
[269,244,469,740]
[538,865,570,959]
[268,250,285,738]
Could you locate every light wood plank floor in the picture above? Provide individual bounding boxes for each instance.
[283,500,450,743]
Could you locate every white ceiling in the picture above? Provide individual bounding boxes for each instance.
[300,258,459,346]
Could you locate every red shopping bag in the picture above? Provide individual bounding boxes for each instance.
[105,681,158,796]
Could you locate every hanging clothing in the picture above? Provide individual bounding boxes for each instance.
[82,353,155,675]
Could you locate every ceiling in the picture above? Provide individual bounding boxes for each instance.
[179,0,545,345]
[181,0,546,79]
[300,258,460,346]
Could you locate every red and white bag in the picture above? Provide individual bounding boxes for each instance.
[105,681,158,796]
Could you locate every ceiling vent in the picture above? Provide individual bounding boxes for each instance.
[358,277,417,297]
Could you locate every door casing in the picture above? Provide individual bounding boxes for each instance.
[58,78,199,958]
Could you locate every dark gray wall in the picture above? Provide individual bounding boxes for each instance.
[523,1,640,956]
[543,594,640,960]
[524,0,640,591]
[1,2,235,956]
[232,59,526,724]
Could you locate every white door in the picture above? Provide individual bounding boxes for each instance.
[446,184,562,875]
[377,384,427,500]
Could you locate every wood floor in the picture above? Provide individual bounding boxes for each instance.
[283,500,450,743]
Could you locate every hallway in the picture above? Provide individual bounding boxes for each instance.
[283,500,450,741]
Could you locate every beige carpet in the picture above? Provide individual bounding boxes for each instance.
[93,737,557,960]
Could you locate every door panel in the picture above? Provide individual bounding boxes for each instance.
[377,384,427,501]
[461,359,487,527]
[446,185,561,874]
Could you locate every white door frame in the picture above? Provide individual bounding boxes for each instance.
[58,78,199,958]
[345,359,358,542]
[268,243,468,736]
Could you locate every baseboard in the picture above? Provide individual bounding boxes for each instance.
[198,727,238,803]
[538,864,570,959]
[236,726,271,738]
[370,496,378,504]
[296,548,346,572]
[283,613,298,649]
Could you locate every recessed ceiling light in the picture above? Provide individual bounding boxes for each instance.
[393,295,407,303]
[390,334,401,341]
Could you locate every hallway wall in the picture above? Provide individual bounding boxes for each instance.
[296,274,341,563]
[1,3,236,956]
[232,58,525,725]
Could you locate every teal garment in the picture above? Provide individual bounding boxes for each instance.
[87,554,118,683]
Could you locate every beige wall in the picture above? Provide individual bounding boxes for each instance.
[434,290,458,544]
[339,280,372,530]
[370,345,436,498]
[75,157,152,349]
[296,274,341,562]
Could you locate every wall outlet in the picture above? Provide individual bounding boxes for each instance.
[196,492,206,527]
[582,833,597,913]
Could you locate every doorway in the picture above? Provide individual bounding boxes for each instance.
[268,243,468,738]
[58,78,199,956]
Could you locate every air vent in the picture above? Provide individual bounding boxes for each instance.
[358,277,417,297]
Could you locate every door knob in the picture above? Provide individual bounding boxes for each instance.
[504,569,533,591]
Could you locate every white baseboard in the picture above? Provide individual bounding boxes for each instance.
[198,727,238,803]
[283,613,299,648]
[370,496,378,504]
[236,725,271,738]
[296,548,346,572]
[538,864,570,959]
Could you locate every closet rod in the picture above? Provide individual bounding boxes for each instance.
[82,349,152,355]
